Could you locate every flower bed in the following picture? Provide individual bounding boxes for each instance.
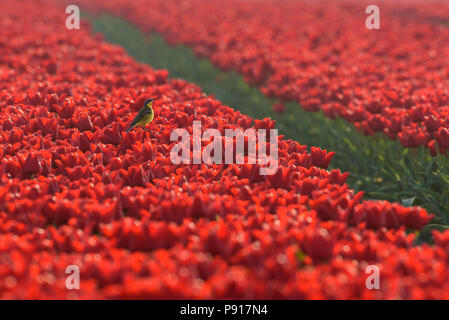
[0,0,448,299]
[77,0,449,154]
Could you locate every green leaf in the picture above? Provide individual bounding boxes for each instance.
[402,197,416,207]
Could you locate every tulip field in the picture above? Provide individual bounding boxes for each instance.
[2,0,449,300]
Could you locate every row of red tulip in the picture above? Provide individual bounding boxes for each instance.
[76,0,449,153]
[0,0,447,299]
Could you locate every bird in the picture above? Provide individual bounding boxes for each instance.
[126,98,157,133]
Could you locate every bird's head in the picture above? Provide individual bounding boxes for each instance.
[144,97,158,107]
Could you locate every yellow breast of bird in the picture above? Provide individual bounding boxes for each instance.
[136,112,154,126]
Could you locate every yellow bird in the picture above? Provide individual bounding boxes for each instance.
[126,98,156,133]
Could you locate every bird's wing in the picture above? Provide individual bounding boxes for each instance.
[130,106,151,126]
[139,105,153,117]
